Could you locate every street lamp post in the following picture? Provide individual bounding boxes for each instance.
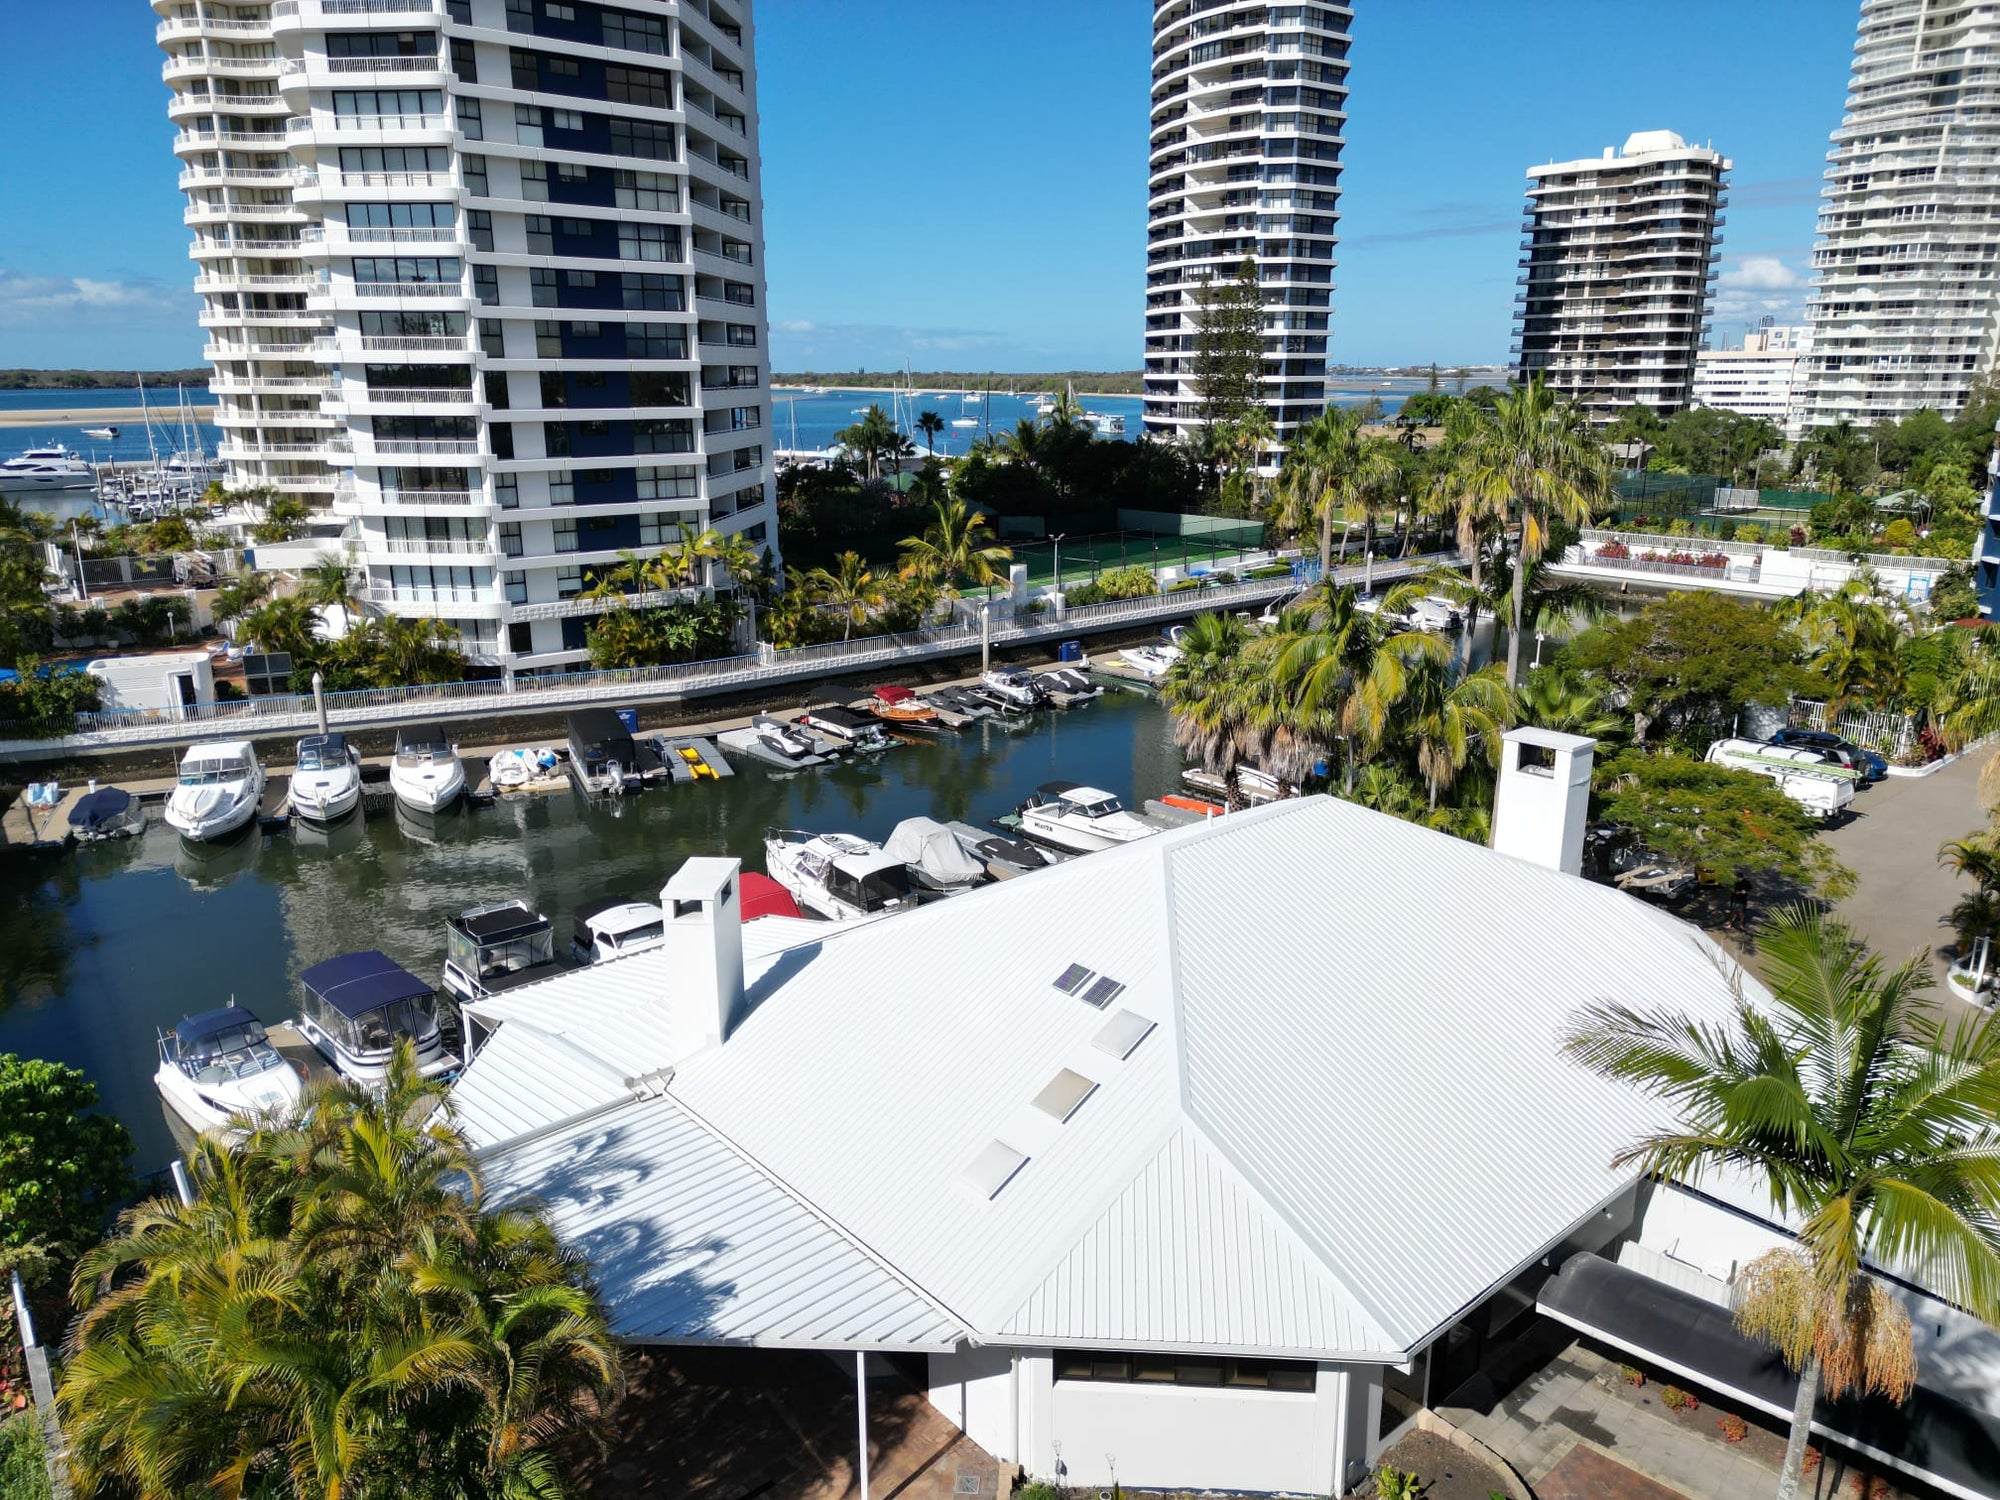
[1051,532,1067,596]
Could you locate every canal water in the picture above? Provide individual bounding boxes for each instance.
[0,691,1184,1169]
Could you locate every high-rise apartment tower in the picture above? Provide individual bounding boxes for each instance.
[1793,0,2000,432]
[1143,1,1350,455]
[1513,131,1729,424]
[157,0,775,677]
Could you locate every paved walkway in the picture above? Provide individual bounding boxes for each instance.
[1821,749,1988,999]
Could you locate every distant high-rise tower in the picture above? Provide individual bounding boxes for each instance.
[1142,1,1350,457]
[1513,131,1730,423]
[1793,0,2000,432]
[157,0,775,679]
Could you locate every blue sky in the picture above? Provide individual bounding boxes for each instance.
[0,0,1857,373]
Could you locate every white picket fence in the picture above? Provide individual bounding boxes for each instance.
[1791,698,1918,758]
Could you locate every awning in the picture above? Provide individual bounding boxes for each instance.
[1538,1254,2000,1500]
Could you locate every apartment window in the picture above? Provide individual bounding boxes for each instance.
[556,161,589,185]
[605,64,670,108]
[549,470,575,504]
[525,214,553,254]
[555,565,583,598]
[498,522,523,558]
[332,89,443,118]
[495,473,519,509]
[551,107,585,131]
[723,281,754,305]
[514,103,544,149]
[547,56,581,80]
[558,216,596,237]
[636,464,698,500]
[545,421,572,457]
[482,367,508,407]
[340,146,448,173]
[352,256,460,284]
[508,620,533,653]
[509,48,538,88]
[347,201,454,229]
[359,310,465,337]
[539,371,568,407]
[504,0,532,31]
[726,405,760,430]
[1052,1351,1315,1392]
[546,1,576,18]
[720,238,753,265]
[468,209,493,251]
[630,371,688,406]
[473,265,499,307]
[564,270,598,289]
[614,169,677,211]
[724,324,757,347]
[609,118,676,161]
[639,510,697,546]
[534,319,562,357]
[530,267,557,307]
[635,418,694,454]
[450,41,479,87]
[618,222,679,262]
[622,273,681,310]
[602,9,667,55]
[626,322,686,359]
[553,517,578,553]
[462,153,488,197]
[720,194,751,222]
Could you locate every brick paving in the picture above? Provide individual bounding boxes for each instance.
[1533,1444,1691,1500]
[572,1347,1002,1500]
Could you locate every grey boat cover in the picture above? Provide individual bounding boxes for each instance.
[883,816,986,887]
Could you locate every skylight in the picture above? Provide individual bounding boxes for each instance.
[1031,1068,1100,1122]
[961,1140,1029,1199]
[1092,1010,1157,1060]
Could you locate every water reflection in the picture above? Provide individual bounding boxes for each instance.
[0,692,1181,1168]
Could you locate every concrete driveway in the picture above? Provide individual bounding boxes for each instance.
[1820,748,1989,999]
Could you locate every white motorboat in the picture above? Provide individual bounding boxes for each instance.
[764,828,919,922]
[81,426,119,441]
[978,667,1044,710]
[1116,645,1183,680]
[1411,595,1464,633]
[489,745,562,789]
[0,443,94,496]
[288,732,362,822]
[388,723,465,812]
[1034,666,1103,705]
[882,816,990,898]
[164,740,265,842]
[155,1005,305,1135]
[441,900,567,1005]
[796,703,896,751]
[951,416,980,429]
[298,951,460,1082]
[569,897,665,964]
[1013,781,1161,855]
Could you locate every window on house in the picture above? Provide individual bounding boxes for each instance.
[1052,1353,1315,1392]
[551,107,584,130]
[626,322,686,359]
[605,63,670,108]
[556,565,583,597]
[602,9,667,54]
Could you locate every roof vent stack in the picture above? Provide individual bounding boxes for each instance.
[659,856,745,1061]
[1491,728,1596,877]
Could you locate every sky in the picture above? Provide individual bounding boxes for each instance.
[0,0,1859,374]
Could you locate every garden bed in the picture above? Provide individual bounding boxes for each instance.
[1344,1429,1513,1499]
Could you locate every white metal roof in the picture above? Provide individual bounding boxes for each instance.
[466,798,1758,1361]
[477,1094,965,1350]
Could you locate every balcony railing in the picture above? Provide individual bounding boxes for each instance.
[366,584,498,606]
[376,536,493,555]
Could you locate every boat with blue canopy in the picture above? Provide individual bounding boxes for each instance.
[297,950,460,1082]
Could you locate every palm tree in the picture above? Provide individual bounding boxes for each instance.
[368,615,463,685]
[804,551,886,641]
[212,571,276,638]
[1775,578,1905,716]
[833,404,901,481]
[1560,907,2000,1500]
[1516,665,1624,741]
[1275,407,1402,584]
[1461,376,1609,688]
[60,1043,624,1500]
[238,594,322,660]
[1359,635,1512,808]
[1264,585,1383,791]
[1160,612,1257,806]
[916,409,944,455]
[896,498,1012,593]
[299,556,362,617]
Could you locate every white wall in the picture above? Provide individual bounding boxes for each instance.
[928,1346,1019,1462]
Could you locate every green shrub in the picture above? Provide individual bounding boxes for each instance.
[1213,570,1237,585]
[1016,1485,1062,1500]
[1882,518,1918,550]
[1375,1467,1421,1500]
[1062,582,1105,608]
[1248,562,1294,579]
[1733,523,1764,544]
[1093,565,1160,601]
[1168,579,1202,593]
[0,1414,51,1500]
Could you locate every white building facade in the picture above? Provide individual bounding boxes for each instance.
[1691,324,1811,425]
[1143,1,1350,455]
[157,0,775,676]
[1514,130,1729,423]
[1794,0,2000,429]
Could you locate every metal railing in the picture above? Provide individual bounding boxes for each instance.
[0,551,1458,758]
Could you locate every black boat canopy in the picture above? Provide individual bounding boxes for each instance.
[69,786,133,832]
[453,903,551,943]
[299,951,434,1019]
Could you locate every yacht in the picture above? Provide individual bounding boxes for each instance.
[0,443,93,496]
[1013,782,1161,854]
[764,828,919,922]
[1116,644,1182,680]
[287,733,362,822]
[440,900,566,1005]
[567,708,643,796]
[155,1005,306,1135]
[81,425,119,441]
[569,897,666,964]
[388,723,465,812]
[298,950,460,1082]
[978,667,1044,711]
[164,740,265,842]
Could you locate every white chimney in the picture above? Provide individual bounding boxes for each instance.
[659,856,744,1061]
[1491,727,1596,876]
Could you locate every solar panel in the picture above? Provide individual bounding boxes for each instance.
[1081,975,1126,1009]
[1052,963,1095,995]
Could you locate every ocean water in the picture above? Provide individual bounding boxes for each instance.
[0,388,221,472]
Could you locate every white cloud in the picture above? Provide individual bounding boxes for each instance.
[0,268,187,326]
[1719,256,1801,291]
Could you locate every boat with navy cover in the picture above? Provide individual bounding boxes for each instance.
[796,703,896,751]
[440,900,567,1004]
[297,951,460,1082]
[288,733,362,822]
[68,785,144,841]
[567,708,644,795]
[154,1004,305,1133]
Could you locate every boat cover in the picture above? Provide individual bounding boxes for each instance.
[300,950,433,1018]
[874,685,916,703]
[70,786,133,832]
[884,816,986,886]
[395,724,452,753]
[174,1004,263,1047]
[739,871,802,921]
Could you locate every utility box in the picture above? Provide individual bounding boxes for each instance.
[1490,727,1596,877]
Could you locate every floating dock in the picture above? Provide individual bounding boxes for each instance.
[1,784,86,851]
[716,726,838,770]
[653,735,734,782]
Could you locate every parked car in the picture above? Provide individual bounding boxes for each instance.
[1767,727,1888,783]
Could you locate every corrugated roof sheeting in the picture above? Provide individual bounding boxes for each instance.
[479,1095,965,1350]
[1002,1125,1396,1357]
[1167,798,1755,1349]
[449,1020,635,1150]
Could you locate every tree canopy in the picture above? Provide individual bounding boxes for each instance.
[1191,257,1264,437]
[0,1054,133,1284]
